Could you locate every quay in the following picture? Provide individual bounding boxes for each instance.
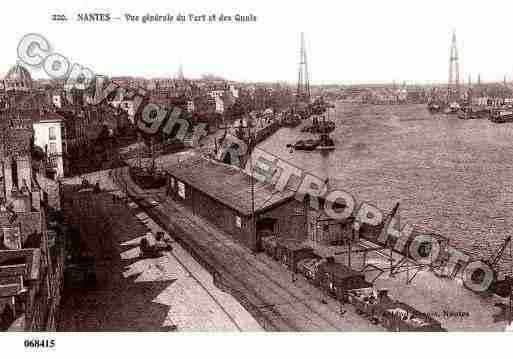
[230,111,285,146]
[114,164,381,331]
[118,150,510,331]
[58,170,262,331]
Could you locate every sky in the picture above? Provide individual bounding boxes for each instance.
[2,0,513,84]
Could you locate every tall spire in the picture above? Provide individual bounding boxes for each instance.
[448,30,460,102]
[296,32,310,102]
[177,63,184,81]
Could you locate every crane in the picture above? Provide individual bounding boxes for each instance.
[488,236,512,272]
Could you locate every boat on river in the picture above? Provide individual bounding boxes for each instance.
[490,108,513,123]
[287,139,319,151]
[316,134,335,151]
[301,116,336,133]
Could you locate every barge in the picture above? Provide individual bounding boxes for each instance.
[490,108,513,123]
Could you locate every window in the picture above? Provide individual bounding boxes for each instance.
[49,127,56,140]
[294,205,305,215]
[177,181,185,199]
[49,142,57,154]
[235,215,242,228]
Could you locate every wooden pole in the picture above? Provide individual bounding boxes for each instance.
[406,258,410,284]
[389,243,393,276]
[249,127,256,253]
[11,296,16,318]
[349,224,353,269]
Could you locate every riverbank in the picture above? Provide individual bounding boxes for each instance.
[118,150,511,330]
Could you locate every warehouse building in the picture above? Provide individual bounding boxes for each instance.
[165,154,308,251]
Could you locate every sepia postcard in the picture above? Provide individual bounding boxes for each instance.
[1,0,512,357]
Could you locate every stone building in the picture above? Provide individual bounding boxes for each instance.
[32,112,67,179]
[0,124,42,211]
[1,63,33,93]
[0,121,65,331]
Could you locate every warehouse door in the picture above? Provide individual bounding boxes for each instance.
[256,217,278,252]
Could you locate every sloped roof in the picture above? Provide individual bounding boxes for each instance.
[166,154,296,216]
[0,127,32,158]
[319,261,364,279]
[278,238,313,251]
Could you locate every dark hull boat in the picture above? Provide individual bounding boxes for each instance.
[490,108,513,123]
[427,102,442,113]
[316,134,335,151]
[288,139,319,151]
[444,103,460,114]
[457,107,489,119]
[282,113,302,127]
[301,119,336,133]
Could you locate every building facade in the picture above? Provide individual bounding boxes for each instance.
[1,121,65,331]
[165,154,308,251]
[33,114,66,179]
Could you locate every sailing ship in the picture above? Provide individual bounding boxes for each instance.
[315,106,336,151]
[301,115,335,133]
[281,110,302,127]
[129,138,168,189]
[289,106,336,151]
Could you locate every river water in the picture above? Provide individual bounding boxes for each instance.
[258,102,513,264]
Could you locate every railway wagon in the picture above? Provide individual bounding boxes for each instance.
[297,255,325,281]
[347,287,388,321]
[260,234,279,259]
[348,288,445,331]
[276,239,317,273]
[378,301,445,332]
[316,258,372,302]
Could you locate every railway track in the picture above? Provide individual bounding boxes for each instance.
[150,192,345,331]
[113,167,366,331]
[113,167,296,330]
